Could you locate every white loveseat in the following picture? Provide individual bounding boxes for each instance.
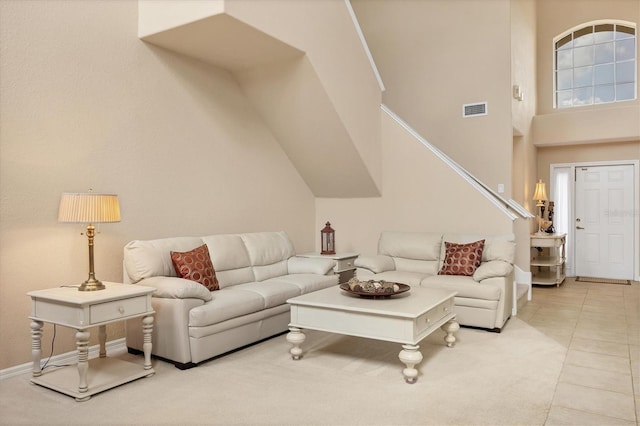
[123,231,338,369]
[355,232,515,331]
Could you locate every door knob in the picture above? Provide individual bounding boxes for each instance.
[576,226,584,230]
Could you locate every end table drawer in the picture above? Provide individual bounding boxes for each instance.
[416,299,454,334]
[90,296,148,324]
[335,258,355,272]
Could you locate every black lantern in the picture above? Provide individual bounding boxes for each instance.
[321,222,335,255]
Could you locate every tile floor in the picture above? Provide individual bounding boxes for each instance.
[517,277,639,425]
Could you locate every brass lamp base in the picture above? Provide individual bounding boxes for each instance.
[78,278,106,292]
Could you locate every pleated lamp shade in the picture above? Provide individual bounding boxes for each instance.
[58,193,121,223]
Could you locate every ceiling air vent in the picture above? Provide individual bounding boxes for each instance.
[462,102,488,118]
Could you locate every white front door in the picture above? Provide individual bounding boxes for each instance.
[575,164,635,280]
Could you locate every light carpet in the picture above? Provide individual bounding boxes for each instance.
[0,318,566,425]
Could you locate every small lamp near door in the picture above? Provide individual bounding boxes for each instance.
[320,222,335,255]
[58,191,121,291]
[533,179,548,234]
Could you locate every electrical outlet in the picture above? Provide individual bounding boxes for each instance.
[498,184,504,193]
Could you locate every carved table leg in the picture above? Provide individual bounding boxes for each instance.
[399,344,423,384]
[442,320,460,348]
[75,330,91,401]
[30,320,43,377]
[286,327,305,360]
[98,325,107,358]
[142,315,154,373]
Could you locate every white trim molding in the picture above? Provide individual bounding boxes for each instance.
[0,338,127,382]
[345,0,385,92]
[382,104,528,221]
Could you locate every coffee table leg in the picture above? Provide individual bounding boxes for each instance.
[399,344,423,384]
[286,327,305,360]
[442,320,460,348]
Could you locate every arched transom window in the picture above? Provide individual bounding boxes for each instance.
[554,21,636,108]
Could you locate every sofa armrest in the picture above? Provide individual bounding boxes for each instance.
[288,257,336,275]
[137,276,213,302]
[473,261,514,282]
[354,255,395,273]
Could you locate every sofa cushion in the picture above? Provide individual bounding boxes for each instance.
[232,280,302,309]
[439,240,485,276]
[138,276,212,302]
[170,244,219,291]
[287,257,336,275]
[354,255,395,273]
[473,260,514,282]
[378,231,442,261]
[421,275,501,301]
[201,234,254,288]
[442,233,515,263]
[189,288,265,327]
[394,258,439,275]
[273,273,339,294]
[367,271,427,286]
[124,237,204,283]
[241,232,296,281]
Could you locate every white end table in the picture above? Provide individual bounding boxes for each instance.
[28,282,155,401]
[298,252,359,284]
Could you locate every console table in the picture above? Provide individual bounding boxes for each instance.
[298,252,359,284]
[28,282,155,401]
[530,233,566,286]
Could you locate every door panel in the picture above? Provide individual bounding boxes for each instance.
[575,165,634,280]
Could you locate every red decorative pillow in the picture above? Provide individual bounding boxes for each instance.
[170,244,219,291]
[439,240,485,276]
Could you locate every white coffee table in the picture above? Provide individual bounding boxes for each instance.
[286,285,459,383]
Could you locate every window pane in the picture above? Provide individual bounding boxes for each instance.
[557,69,572,90]
[573,87,593,105]
[616,38,635,61]
[615,25,635,40]
[594,24,615,43]
[574,45,594,67]
[616,61,635,83]
[553,22,636,109]
[616,82,635,100]
[594,85,615,103]
[557,90,573,108]
[594,64,614,84]
[556,34,573,50]
[594,42,614,64]
[574,66,593,88]
[556,49,573,69]
[574,26,594,47]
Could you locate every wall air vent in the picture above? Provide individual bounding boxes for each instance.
[462,102,488,118]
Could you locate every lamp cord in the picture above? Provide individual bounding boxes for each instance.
[40,324,71,371]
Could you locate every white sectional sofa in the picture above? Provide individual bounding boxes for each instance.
[123,231,338,369]
[355,231,515,331]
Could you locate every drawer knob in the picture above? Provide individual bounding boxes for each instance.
[425,317,431,324]
[118,306,125,314]
[443,306,449,312]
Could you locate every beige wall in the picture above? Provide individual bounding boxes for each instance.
[315,110,515,256]
[536,0,640,116]
[0,1,316,369]
[511,0,539,267]
[352,0,514,196]
[537,141,640,185]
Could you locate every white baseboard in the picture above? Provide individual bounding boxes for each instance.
[0,338,127,382]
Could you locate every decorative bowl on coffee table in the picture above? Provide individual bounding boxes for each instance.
[340,279,410,299]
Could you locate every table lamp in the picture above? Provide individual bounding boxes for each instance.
[58,192,121,291]
[532,180,548,234]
